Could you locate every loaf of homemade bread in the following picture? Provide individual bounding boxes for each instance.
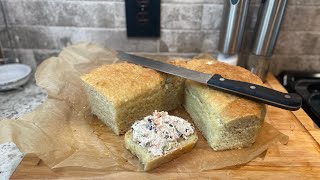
[181,59,266,151]
[81,56,266,151]
[80,63,184,135]
[125,111,198,171]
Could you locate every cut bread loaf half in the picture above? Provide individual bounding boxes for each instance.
[179,59,267,151]
[125,129,198,171]
[80,62,184,135]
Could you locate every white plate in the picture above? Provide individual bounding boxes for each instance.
[0,64,32,91]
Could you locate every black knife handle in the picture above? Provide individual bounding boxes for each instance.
[207,74,302,111]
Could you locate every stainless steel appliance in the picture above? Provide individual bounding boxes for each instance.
[251,0,288,56]
[247,0,288,81]
[218,0,250,56]
[217,0,288,78]
[217,0,250,65]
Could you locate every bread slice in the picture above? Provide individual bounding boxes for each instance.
[80,63,184,135]
[125,130,198,171]
[180,59,267,151]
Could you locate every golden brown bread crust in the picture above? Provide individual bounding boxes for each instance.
[81,63,165,107]
[81,62,185,135]
[176,58,266,125]
[180,58,263,83]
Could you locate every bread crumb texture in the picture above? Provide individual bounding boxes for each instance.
[180,59,266,151]
[81,62,184,135]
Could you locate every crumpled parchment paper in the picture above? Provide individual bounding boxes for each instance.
[0,43,289,172]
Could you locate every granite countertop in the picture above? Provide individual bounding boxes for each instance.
[0,79,47,180]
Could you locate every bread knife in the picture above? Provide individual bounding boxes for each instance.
[117,51,302,111]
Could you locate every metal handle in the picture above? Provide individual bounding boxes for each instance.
[218,0,250,55]
[251,0,288,56]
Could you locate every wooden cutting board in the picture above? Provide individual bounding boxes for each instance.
[11,74,320,179]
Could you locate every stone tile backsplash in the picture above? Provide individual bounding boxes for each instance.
[161,4,203,29]
[4,0,116,28]
[0,0,319,75]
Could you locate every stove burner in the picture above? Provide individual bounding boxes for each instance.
[308,84,320,94]
[309,94,320,117]
[278,72,320,127]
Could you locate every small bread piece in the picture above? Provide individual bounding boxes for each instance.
[125,111,198,171]
[180,59,266,151]
[80,63,184,135]
[125,130,197,171]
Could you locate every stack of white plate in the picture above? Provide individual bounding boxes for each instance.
[0,64,32,91]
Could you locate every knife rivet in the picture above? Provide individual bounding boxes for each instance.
[250,86,256,89]
[284,94,291,99]
[219,78,225,81]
